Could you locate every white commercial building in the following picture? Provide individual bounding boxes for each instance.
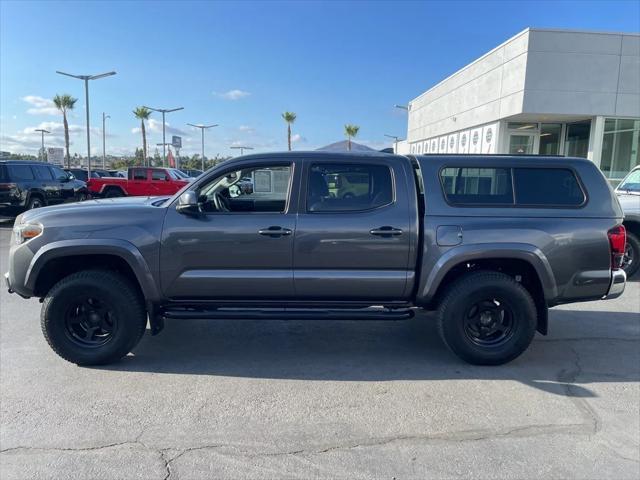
[402,28,640,184]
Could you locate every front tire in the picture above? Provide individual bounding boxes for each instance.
[104,188,124,198]
[27,196,45,210]
[41,270,147,366]
[437,271,537,365]
[623,231,640,278]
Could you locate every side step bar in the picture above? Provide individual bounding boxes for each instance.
[161,307,415,321]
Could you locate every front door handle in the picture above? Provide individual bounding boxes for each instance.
[258,226,292,237]
[370,226,403,237]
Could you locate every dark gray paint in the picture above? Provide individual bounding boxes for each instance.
[5,152,625,319]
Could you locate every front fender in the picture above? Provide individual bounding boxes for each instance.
[418,242,558,304]
[24,239,160,301]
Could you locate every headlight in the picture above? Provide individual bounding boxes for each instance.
[13,223,43,245]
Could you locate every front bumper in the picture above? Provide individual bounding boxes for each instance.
[604,269,626,300]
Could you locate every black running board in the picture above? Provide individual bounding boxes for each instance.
[161,307,415,321]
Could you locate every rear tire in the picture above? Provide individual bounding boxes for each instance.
[623,231,640,278]
[437,271,537,365]
[41,270,147,366]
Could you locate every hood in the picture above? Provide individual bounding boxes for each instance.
[617,193,640,217]
[20,196,168,224]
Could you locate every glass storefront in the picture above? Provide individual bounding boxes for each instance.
[564,121,591,158]
[539,123,562,155]
[600,118,640,182]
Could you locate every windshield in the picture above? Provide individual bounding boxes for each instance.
[171,169,189,179]
[617,169,640,193]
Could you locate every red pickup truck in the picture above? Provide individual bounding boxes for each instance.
[86,167,190,198]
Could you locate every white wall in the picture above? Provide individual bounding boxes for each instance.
[523,30,640,117]
[407,29,529,143]
[407,28,640,149]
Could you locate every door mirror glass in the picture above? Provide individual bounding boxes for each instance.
[176,191,200,215]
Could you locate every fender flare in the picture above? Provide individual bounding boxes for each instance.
[24,239,160,302]
[419,242,558,304]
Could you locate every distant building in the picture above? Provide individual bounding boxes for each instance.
[403,28,640,185]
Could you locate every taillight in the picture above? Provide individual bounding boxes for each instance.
[0,182,17,191]
[607,225,626,269]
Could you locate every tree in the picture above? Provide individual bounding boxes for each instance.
[344,124,360,151]
[281,111,297,151]
[133,107,152,166]
[53,94,78,168]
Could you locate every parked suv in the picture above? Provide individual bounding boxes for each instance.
[5,153,626,366]
[616,165,640,277]
[0,161,88,214]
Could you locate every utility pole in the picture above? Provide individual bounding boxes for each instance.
[56,70,116,175]
[230,146,254,156]
[144,106,184,166]
[102,112,110,169]
[34,129,50,161]
[187,123,218,171]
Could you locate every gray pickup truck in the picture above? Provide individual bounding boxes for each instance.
[5,152,627,366]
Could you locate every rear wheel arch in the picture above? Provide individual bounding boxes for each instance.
[103,186,126,197]
[26,190,46,208]
[426,255,549,335]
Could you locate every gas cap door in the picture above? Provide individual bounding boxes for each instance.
[436,225,463,246]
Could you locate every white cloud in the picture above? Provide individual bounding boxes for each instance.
[132,118,186,136]
[291,133,307,143]
[22,95,59,116]
[238,125,254,132]
[214,89,251,100]
[22,121,101,137]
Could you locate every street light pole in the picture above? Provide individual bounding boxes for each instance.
[143,106,184,166]
[394,104,409,111]
[187,123,219,171]
[384,134,402,154]
[230,146,253,156]
[34,129,50,161]
[56,70,116,176]
[102,112,110,169]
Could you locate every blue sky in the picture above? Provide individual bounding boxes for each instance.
[1,0,639,157]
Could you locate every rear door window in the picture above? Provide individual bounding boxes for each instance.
[514,168,585,206]
[307,163,394,212]
[33,165,54,180]
[439,167,513,205]
[7,165,35,181]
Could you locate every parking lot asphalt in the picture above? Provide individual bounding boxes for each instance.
[0,221,638,480]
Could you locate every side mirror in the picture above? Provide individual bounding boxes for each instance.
[176,191,201,216]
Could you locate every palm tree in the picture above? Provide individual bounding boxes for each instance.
[344,124,360,151]
[53,94,78,168]
[133,107,152,165]
[282,111,297,151]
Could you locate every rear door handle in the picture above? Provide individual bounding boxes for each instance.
[258,226,292,237]
[370,226,403,237]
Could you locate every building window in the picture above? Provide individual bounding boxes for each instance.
[564,121,591,158]
[600,118,640,181]
[539,123,562,155]
[507,122,538,131]
[509,135,535,154]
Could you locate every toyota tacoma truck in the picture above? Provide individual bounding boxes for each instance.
[86,166,190,198]
[5,152,627,366]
